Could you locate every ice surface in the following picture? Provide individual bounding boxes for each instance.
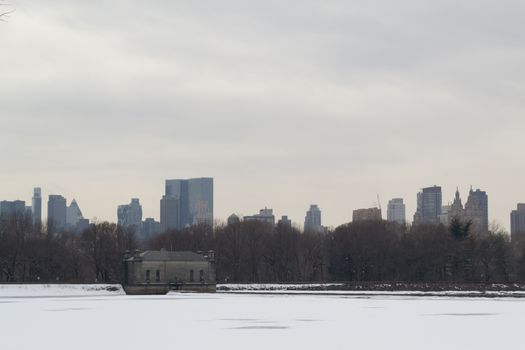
[0,285,523,350]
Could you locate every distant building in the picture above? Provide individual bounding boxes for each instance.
[387,198,405,224]
[227,214,240,226]
[465,188,488,233]
[32,187,42,227]
[511,204,525,241]
[118,198,143,234]
[353,208,382,222]
[0,200,26,217]
[414,186,442,224]
[304,205,323,233]
[439,205,451,225]
[277,215,292,228]
[244,208,275,226]
[66,199,88,233]
[48,195,67,233]
[445,187,488,235]
[165,178,214,228]
[160,195,180,232]
[142,218,161,239]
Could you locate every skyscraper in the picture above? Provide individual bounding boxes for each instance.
[304,204,323,233]
[164,178,213,228]
[32,187,42,227]
[0,200,26,217]
[48,195,67,233]
[387,198,405,224]
[414,186,442,224]
[117,198,143,234]
[465,188,488,233]
[160,195,180,232]
[511,203,525,241]
[142,218,161,239]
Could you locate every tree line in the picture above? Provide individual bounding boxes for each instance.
[2,212,525,284]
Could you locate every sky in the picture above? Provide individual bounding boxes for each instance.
[1,1,524,230]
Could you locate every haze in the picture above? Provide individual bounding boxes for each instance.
[1,0,524,229]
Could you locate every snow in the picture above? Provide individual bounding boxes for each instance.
[0,284,124,297]
[0,285,524,350]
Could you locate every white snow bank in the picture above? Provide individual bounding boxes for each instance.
[0,284,124,297]
[218,284,525,297]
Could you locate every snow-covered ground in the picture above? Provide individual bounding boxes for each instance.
[1,287,524,350]
[0,284,124,297]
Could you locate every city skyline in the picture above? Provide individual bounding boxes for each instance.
[1,1,525,232]
[0,182,518,232]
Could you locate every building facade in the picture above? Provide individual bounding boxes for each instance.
[0,200,26,217]
[160,195,180,232]
[48,195,67,233]
[414,186,442,224]
[123,249,216,294]
[244,208,275,226]
[164,178,214,229]
[511,204,525,241]
[387,198,405,224]
[117,198,143,234]
[32,187,42,227]
[304,204,323,233]
[353,208,382,222]
[142,218,161,239]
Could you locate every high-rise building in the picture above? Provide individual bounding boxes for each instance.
[142,218,161,239]
[304,204,323,233]
[244,208,275,226]
[414,186,442,224]
[160,195,180,232]
[387,198,405,224]
[353,208,382,222]
[164,178,214,228]
[465,188,488,233]
[48,195,67,233]
[32,187,42,227]
[117,198,143,234]
[511,204,525,241]
[66,199,88,233]
[0,200,26,217]
[277,215,292,228]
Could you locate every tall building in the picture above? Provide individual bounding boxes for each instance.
[353,208,382,222]
[227,214,240,226]
[304,205,323,233]
[117,198,143,234]
[160,195,180,232]
[387,198,405,224]
[48,195,67,233]
[142,218,161,239]
[244,208,275,226]
[32,187,42,227]
[414,186,442,224]
[164,178,214,228]
[66,199,89,233]
[0,200,26,217]
[277,215,292,228]
[465,188,488,233]
[511,204,525,241]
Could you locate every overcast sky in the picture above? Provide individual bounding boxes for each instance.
[1,0,524,230]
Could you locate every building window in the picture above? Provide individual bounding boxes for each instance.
[145,270,150,283]
[155,270,160,282]
[199,270,204,283]
[190,270,194,282]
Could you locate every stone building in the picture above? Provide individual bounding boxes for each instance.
[123,249,216,294]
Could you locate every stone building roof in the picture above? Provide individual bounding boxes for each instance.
[125,249,209,262]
